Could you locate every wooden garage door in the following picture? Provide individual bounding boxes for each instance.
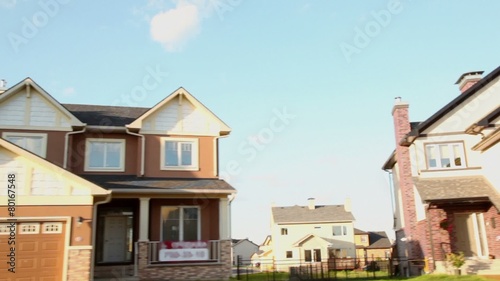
[0,221,65,281]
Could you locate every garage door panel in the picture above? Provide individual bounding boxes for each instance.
[0,221,65,281]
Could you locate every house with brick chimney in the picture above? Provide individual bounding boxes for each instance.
[0,78,236,280]
[265,198,356,271]
[383,67,500,276]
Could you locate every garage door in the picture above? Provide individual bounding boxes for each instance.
[0,221,66,281]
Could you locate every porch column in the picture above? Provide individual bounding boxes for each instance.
[139,198,150,241]
[219,197,230,239]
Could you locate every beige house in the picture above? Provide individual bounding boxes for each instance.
[383,68,500,275]
[268,198,356,271]
[354,229,392,261]
[0,78,236,281]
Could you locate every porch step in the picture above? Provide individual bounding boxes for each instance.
[465,259,500,275]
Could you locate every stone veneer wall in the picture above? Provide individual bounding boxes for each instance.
[67,248,91,281]
[138,240,232,280]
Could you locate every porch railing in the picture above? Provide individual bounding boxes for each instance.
[146,240,221,265]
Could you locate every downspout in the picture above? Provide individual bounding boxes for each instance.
[126,128,145,176]
[89,192,112,281]
[64,127,86,169]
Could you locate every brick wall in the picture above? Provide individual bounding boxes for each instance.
[67,248,91,281]
[138,240,232,280]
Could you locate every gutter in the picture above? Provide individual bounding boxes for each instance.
[110,188,236,195]
[89,192,112,281]
[126,127,145,176]
[63,126,86,169]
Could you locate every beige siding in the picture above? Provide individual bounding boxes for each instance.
[0,93,25,125]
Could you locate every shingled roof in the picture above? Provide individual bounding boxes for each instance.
[63,104,149,126]
[414,176,500,211]
[80,175,235,194]
[367,231,392,249]
[272,205,355,224]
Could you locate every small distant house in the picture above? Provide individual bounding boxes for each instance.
[250,235,273,270]
[232,238,259,265]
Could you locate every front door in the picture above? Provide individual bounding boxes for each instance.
[103,216,128,262]
[454,213,488,258]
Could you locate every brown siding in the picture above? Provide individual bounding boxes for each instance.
[144,135,216,178]
[69,132,139,175]
[0,129,66,166]
[150,198,220,241]
[0,205,93,246]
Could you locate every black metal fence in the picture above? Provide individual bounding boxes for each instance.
[234,256,417,280]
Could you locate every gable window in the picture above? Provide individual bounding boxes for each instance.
[286,251,293,258]
[161,206,200,241]
[2,132,47,157]
[425,142,466,169]
[333,225,347,236]
[161,138,199,171]
[281,228,288,235]
[85,138,125,171]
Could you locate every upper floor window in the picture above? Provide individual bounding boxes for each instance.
[85,138,125,172]
[161,206,200,241]
[2,132,47,157]
[425,142,466,169]
[161,138,199,171]
[333,225,347,236]
[281,228,288,235]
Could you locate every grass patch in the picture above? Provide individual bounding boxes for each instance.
[230,273,500,281]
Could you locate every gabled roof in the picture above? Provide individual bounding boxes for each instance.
[0,78,85,127]
[80,174,236,195]
[413,176,500,212]
[354,228,368,235]
[272,204,355,224]
[367,231,392,249]
[402,66,500,145]
[0,138,110,197]
[232,238,258,247]
[127,87,231,135]
[63,104,148,126]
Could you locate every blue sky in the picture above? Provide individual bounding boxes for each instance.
[2,0,500,244]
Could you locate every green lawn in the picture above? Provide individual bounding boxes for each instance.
[230,273,500,281]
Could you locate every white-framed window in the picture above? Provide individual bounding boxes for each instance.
[160,138,199,171]
[333,225,347,236]
[85,138,126,172]
[0,223,11,235]
[286,251,293,258]
[425,142,466,169]
[20,223,40,234]
[2,132,47,157]
[42,222,63,234]
[160,206,200,241]
[281,228,288,235]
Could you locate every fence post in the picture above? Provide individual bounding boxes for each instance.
[237,255,241,280]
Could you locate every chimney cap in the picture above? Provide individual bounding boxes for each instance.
[455,71,484,84]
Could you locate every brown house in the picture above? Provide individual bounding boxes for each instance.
[0,78,236,280]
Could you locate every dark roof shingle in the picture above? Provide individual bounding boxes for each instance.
[272,205,355,224]
[63,104,148,126]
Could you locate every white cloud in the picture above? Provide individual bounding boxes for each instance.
[62,87,76,97]
[150,3,200,52]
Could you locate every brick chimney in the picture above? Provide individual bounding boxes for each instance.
[455,71,484,93]
[391,97,419,258]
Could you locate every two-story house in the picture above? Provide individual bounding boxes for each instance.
[383,67,500,276]
[269,198,356,271]
[354,229,392,262]
[0,78,236,281]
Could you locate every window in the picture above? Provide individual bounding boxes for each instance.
[42,222,63,234]
[333,225,347,236]
[161,138,199,170]
[85,138,125,171]
[161,206,200,241]
[281,228,288,235]
[20,223,40,234]
[314,249,322,262]
[2,132,47,157]
[286,251,293,258]
[304,250,312,262]
[360,235,368,244]
[425,142,466,169]
[330,248,347,258]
